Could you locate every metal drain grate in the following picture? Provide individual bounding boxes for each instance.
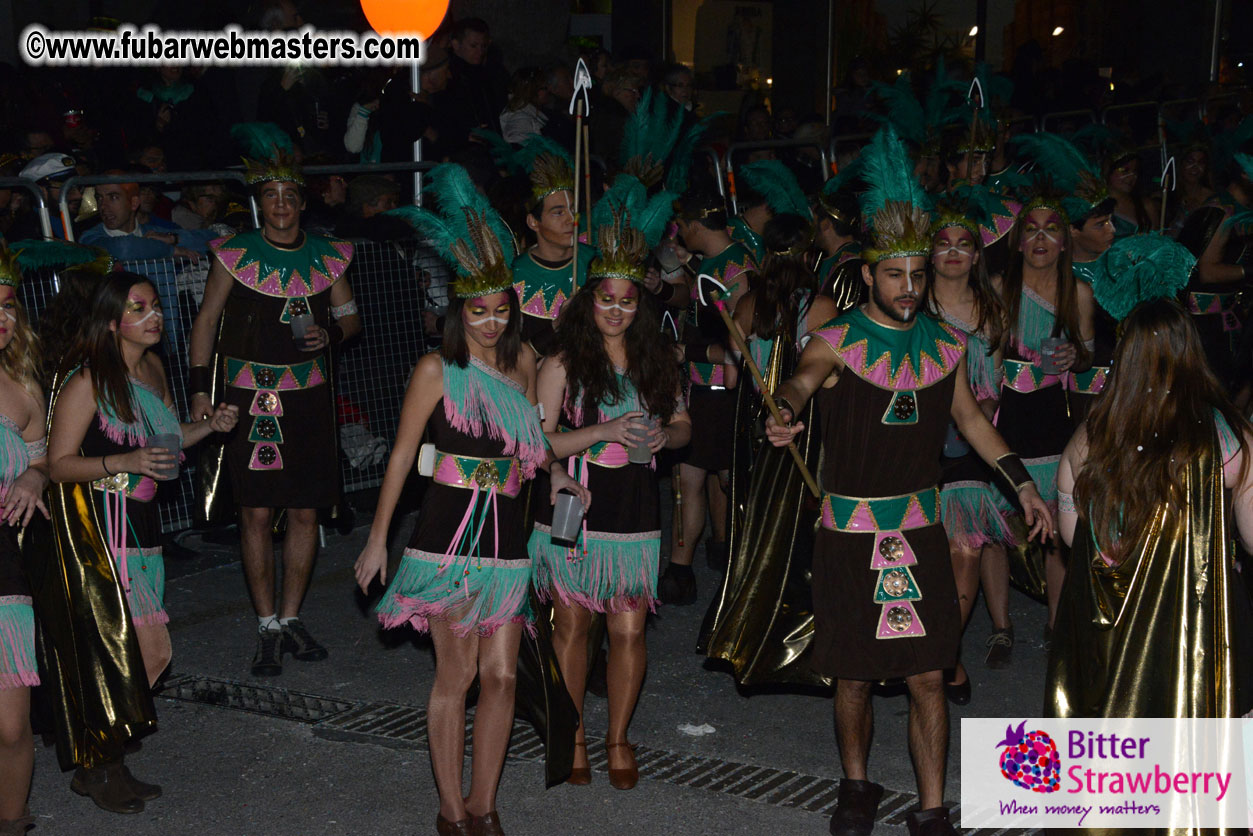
[166,676,1037,833]
[159,674,359,724]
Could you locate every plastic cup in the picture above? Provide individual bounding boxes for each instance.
[1038,337,1067,374]
[290,313,316,347]
[549,490,585,548]
[627,417,658,465]
[149,433,181,481]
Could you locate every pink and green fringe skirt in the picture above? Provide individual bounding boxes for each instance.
[120,546,168,627]
[0,595,38,689]
[529,525,660,613]
[940,480,1018,551]
[376,548,534,638]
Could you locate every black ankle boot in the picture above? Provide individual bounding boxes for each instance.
[906,806,956,836]
[829,778,884,836]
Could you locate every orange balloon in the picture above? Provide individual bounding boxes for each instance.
[360,0,449,38]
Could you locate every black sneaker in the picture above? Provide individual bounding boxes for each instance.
[251,628,283,676]
[658,566,697,606]
[281,619,329,661]
[985,628,1014,669]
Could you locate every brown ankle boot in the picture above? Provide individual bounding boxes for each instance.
[70,762,144,814]
[117,757,162,801]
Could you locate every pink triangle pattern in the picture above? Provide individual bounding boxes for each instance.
[249,442,283,471]
[900,494,933,529]
[876,601,926,639]
[249,390,284,417]
[870,530,918,569]
[232,365,256,389]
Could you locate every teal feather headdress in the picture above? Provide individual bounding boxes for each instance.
[1011,132,1111,222]
[737,159,811,219]
[818,155,864,225]
[619,88,686,183]
[230,122,303,186]
[588,174,676,283]
[868,58,964,155]
[1091,233,1195,321]
[387,164,516,298]
[933,183,1011,240]
[474,131,576,208]
[6,239,109,274]
[664,112,726,194]
[859,127,934,264]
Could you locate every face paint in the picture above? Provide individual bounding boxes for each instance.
[593,299,638,314]
[465,313,508,327]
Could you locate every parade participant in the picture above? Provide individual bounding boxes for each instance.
[661,191,756,603]
[813,180,866,311]
[529,176,690,789]
[1104,149,1152,239]
[702,213,837,687]
[0,248,48,836]
[1048,288,1253,720]
[728,159,810,264]
[47,271,237,813]
[1162,124,1216,236]
[1177,149,1252,392]
[188,143,360,677]
[765,128,1051,836]
[355,163,588,836]
[927,205,1015,700]
[506,142,594,356]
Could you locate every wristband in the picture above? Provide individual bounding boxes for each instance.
[995,453,1034,493]
[189,365,211,399]
[102,455,113,476]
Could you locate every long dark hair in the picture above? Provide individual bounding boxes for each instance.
[1075,299,1249,563]
[930,223,1005,353]
[440,289,523,372]
[69,271,156,424]
[38,266,98,385]
[751,213,815,343]
[554,277,681,423]
[1001,209,1090,367]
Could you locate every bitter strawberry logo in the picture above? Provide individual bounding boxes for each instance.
[996,720,1061,793]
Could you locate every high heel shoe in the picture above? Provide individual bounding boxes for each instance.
[606,741,639,790]
[566,740,591,785]
[468,810,505,836]
[435,813,472,835]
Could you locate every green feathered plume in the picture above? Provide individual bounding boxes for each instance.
[588,174,676,283]
[7,239,107,271]
[474,130,573,176]
[858,127,934,263]
[230,122,294,159]
[934,183,1012,237]
[738,159,810,219]
[869,57,964,153]
[1091,232,1195,321]
[1224,153,1253,232]
[619,88,686,171]
[1011,132,1110,221]
[1213,116,1253,183]
[664,112,725,194]
[387,163,516,297]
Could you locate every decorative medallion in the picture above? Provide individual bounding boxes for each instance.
[255,367,278,389]
[878,535,905,563]
[882,570,910,597]
[886,605,913,632]
[257,392,279,413]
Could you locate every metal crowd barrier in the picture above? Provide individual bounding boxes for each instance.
[0,177,55,239]
[18,236,445,534]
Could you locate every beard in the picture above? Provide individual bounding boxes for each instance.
[871,281,917,324]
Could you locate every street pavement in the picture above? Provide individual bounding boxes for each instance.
[23,492,1050,836]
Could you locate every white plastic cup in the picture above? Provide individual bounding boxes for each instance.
[627,417,658,465]
[1038,337,1067,374]
[149,433,181,481]
[290,313,316,347]
[550,490,585,548]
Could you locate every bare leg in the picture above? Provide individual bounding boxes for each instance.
[239,506,276,617]
[707,472,729,544]
[670,464,707,567]
[134,623,173,688]
[0,687,32,821]
[427,621,478,823]
[833,678,874,781]
[904,670,948,809]
[980,543,1011,631]
[947,542,980,686]
[550,602,594,769]
[465,623,522,818]
[1044,541,1065,630]
[278,507,319,619]
[605,603,648,769]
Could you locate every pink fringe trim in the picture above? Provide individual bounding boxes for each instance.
[444,397,547,480]
[381,602,534,639]
[0,671,38,689]
[530,527,660,614]
[941,481,1019,549]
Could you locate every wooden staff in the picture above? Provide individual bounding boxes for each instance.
[572,98,584,289]
[703,279,821,498]
[582,120,593,243]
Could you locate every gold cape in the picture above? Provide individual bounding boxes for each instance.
[1044,435,1253,836]
[700,332,829,687]
[23,370,156,770]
